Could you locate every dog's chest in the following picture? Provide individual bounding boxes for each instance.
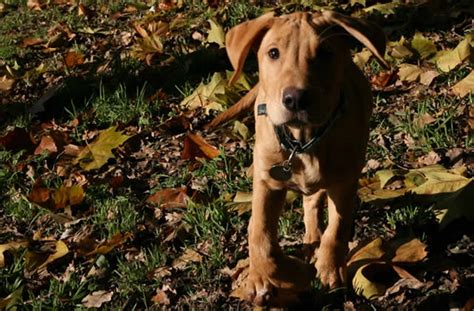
[280,153,325,195]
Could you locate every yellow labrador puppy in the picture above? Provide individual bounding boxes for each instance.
[210,11,388,306]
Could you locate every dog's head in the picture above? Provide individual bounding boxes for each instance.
[226,11,388,127]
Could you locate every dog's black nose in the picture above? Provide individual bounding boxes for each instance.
[282,87,305,111]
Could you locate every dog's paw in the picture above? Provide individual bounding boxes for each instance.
[244,255,314,306]
[315,247,347,288]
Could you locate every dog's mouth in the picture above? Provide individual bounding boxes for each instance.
[284,110,311,127]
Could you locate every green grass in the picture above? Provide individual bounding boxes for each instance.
[396,96,463,152]
[90,83,160,127]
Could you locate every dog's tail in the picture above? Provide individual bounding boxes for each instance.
[204,83,259,131]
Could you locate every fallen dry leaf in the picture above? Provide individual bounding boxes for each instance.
[34,135,58,155]
[82,290,113,308]
[436,36,472,72]
[151,287,171,305]
[0,75,15,92]
[349,238,428,300]
[182,132,220,160]
[25,240,69,272]
[353,48,373,69]
[147,186,189,208]
[172,248,202,270]
[64,50,85,68]
[0,241,29,268]
[391,239,428,263]
[451,70,474,97]
[28,180,51,205]
[207,19,225,48]
[52,185,85,209]
[73,126,132,171]
[20,37,44,48]
[85,232,132,256]
[398,63,423,82]
[411,33,437,59]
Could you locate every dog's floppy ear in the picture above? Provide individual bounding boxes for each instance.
[321,10,389,69]
[226,12,275,85]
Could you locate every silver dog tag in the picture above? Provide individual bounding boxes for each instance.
[269,163,292,181]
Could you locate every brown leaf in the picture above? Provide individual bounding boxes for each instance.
[0,75,15,92]
[52,185,84,209]
[20,37,44,48]
[64,50,85,68]
[85,232,132,256]
[27,0,42,10]
[78,4,93,17]
[172,248,202,270]
[147,187,188,208]
[419,70,439,86]
[414,112,436,128]
[417,151,441,167]
[151,288,170,305]
[348,237,385,266]
[182,133,220,160]
[34,135,58,155]
[371,71,395,88]
[452,70,474,97]
[398,63,423,82]
[391,239,427,263]
[82,290,113,308]
[28,180,50,205]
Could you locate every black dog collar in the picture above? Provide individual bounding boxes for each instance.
[257,94,346,154]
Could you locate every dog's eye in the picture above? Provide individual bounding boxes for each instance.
[268,48,280,60]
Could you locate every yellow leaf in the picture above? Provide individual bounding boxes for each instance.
[73,126,131,171]
[232,120,249,141]
[207,19,225,48]
[228,191,252,215]
[0,241,28,268]
[436,37,472,72]
[353,49,372,69]
[26,240,69,272]
[0,287,23,310]
[410,170,470,195]
[411,33,437,59]
[180,73,226,113]
[375,169,397,189]
[434,180,474,228]
[364,2,398,14]
[352,263,389,300]
[69,185,85,205]
[390,44,413,59]
[452,70,474,97]
[86,232,132,256]
[398,63,423,82]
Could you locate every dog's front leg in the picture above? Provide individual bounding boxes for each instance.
[316,183,356,288]
[302,189,327,260]
[245,178,312,306]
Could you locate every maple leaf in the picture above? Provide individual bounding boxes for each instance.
[73,126,132,171]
